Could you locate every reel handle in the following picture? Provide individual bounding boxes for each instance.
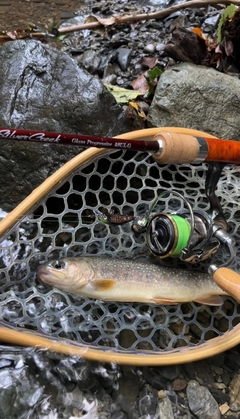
[213,267,240,303]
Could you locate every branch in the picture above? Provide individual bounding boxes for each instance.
[58,0,240,34]
[0,0,240,42]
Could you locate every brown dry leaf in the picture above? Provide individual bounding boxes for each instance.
[210,44,222,68]
[6,29,29,39]
[138,56,158,69]
[224,39,234,56]
[192,27,217,51]
[128,101,146,119]
[131,71,149,92]
[84,15,116,36]
[85,15,116,26]
[192,27,205,39]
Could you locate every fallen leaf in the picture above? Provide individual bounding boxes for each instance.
[128,101,146,118]
[192,27,205,39]
[131,66,162,96]
[85,15,116,26]
[147,66,163,96]
[104,84,145,103]
[6,29,29,39]
[137,56,158,69]
[217,4,238,43]
[147,66,162,84]
[224,38,234,56]
[131,71,149,92]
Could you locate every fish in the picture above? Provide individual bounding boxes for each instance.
[37,257,228,306]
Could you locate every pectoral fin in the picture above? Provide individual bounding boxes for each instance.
[151,297,179,305]
[194,295,224,306]
[92,278,116,291]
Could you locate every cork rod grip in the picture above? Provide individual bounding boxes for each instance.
[213,267,240,303]
[152,132,200,164]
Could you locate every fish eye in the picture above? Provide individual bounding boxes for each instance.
[51,260,66,270]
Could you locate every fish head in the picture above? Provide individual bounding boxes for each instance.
[37,257,93,292]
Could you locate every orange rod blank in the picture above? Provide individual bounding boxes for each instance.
[204,137,240,163]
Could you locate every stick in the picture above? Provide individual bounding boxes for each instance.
[58,0,240,34]
[0,0,239,42]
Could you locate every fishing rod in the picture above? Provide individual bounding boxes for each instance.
[1,127,240,164]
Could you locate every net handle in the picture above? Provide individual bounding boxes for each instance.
[213,268,240,303]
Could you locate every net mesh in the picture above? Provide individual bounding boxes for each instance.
[1,149,240,354]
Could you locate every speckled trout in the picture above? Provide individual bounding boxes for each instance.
[37,257,228,306]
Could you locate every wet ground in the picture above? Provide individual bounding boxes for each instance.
[0,0,85,31]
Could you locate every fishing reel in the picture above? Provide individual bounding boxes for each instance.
[132,163,236,269]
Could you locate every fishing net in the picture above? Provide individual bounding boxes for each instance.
[1,127,240,365]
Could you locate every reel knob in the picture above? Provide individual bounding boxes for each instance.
[146,213,191,258]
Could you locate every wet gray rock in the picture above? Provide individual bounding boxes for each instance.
[144,43,156,53]
[202,13,221,32]
[142,367,168,390]
[147,62,240,139]
[117,47,132,71]
[186,380,220,419]
[114,369,140,417]
[138,386,158,416]
[0,39,131,211]
[229,373,240,411]
[80,49,101,73]
[157,396,174,419]
[158,365,180,381]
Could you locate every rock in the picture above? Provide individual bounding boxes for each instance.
[229,373,240,411]
[170,15,189,31]
[158,365,180,381]
[211,382,226,390]
[142,367,167,390]
[156,42,166,53]
[157,396,174,419]
[80,49,101,73]
[111,412,128,419]
[219,403,230,415]
[143,44,156,53]
[114,369,139,417]
[208,387,230,405]
[186,380,220,419]
[117,48,132,71]
[0,40,131,211]
[183,360,214,385]
[202,13,221,32]
[138,386,158,416]
[158,390,167,399]
[147,62,240,139]
[172,378,187,391]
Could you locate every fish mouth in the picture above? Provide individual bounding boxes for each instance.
[37,266,58,285]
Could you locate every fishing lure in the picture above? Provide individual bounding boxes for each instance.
[95,209,134,225]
